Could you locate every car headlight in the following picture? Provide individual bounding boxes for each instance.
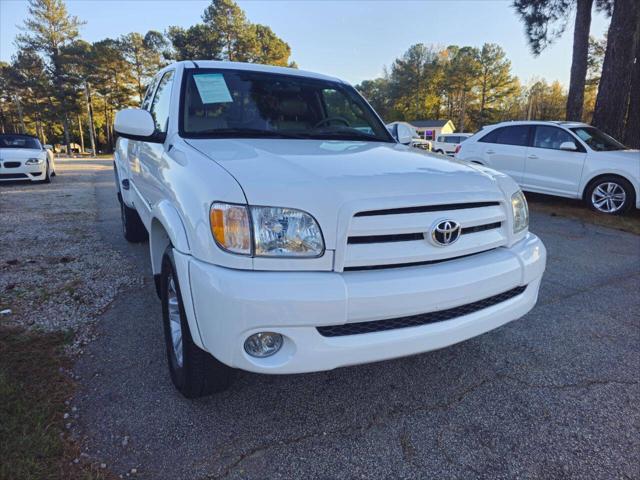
[25,157,44,165]
[511,190,529,233]
[209,203,324,257]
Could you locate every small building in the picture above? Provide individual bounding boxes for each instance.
[407,120,455,141]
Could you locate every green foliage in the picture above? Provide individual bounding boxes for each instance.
[476,43,519,125]
[0,0,292,149]
[356,42,568,131]
[119,31,170,101]
[16,0,84,57]
[512,0,573,55]
[169,0,291,66]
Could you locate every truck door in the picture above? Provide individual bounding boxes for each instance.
[137,70,175,213]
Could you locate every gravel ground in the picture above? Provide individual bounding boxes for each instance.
[0,158,141,350]
[6,158,639,479]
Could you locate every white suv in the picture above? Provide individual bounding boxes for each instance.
[433,133,472,156]
[113,61,546,397]
[456,121,640,214]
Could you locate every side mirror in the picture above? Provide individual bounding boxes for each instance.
[397,130,413,145]
[43,144,53,150]
[559,141,578,151]
[114,108,157,141]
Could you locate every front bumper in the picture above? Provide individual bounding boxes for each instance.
[177,233,546,374]
[0,161,46,182]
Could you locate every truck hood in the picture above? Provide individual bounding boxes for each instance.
[186,139,507,248]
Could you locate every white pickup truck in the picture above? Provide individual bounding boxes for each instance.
[113,61,546,397]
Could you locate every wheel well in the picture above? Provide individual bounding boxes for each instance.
[582,173,637,201]
[150,219,172,276]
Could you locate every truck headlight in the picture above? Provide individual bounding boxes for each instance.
[210,203,324,257]
[511,190,529,233]
[251,206,324,257]
[25,157,44,165]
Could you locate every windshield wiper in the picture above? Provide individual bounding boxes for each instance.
[187,128,305,139]
[307,130,389,142]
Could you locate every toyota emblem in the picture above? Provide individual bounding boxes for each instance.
[429,219,461,246]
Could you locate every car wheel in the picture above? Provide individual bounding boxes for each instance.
[120,197,148,242]
[42,161,51,183]
[161,246,234,398]
[586,176,635,215]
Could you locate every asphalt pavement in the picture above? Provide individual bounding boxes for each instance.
[73,164,640,480]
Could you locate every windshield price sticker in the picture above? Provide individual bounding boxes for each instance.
[193,74,233,104]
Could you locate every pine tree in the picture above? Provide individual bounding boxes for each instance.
[512,0,612,121]
[120,31,169,102]
[593,0,639,140]
[17,0,84,154]
[476,43,518,126]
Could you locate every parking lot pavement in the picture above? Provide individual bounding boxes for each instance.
[72,163,640,480]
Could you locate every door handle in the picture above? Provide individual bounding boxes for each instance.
[527,154,538,159]
[486,149,495,154]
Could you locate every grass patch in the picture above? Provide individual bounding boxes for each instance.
[0,327,111,480]
[527,192,640,235]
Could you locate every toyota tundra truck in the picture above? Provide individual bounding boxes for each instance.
[113,61,546,398]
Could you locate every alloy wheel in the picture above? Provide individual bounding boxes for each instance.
[167,276,184,367]
[591,182,626,213]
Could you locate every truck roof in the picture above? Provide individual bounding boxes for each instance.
[169,60,346,84]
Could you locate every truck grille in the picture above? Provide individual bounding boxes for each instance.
[342,201,508,270]
[316,285,527,337]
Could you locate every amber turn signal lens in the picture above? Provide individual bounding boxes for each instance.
[209,203,251,255]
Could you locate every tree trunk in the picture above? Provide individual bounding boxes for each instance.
[78,114,85,154]
[458,90,467,132]
[13,95,26,133]
[623,14,640,147]
[104,102,111,150]
[592,0,639,139]
[566,0,593,121]
[63,113,71,155]
[85,84,97,157]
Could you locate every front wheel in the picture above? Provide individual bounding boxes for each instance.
[585,176,635,215]
[161,247,234,398]
[40,161,51,183]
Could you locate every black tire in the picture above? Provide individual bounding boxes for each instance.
[120,198,148,242]
[41,161,51,183]
[161,247,234,398]
[585,175,635,215]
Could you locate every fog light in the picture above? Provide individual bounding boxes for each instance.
[244,332,283,358]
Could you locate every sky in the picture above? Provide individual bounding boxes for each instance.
[0,0,611,86]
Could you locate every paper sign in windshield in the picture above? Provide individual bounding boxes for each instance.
[193,74,233,104]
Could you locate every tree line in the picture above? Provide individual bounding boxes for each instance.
[355,39,605,134]
[1,0,637,152]
[0,0,293,154]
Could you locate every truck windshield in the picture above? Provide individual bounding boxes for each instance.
[181,69,394,142]
[570,126,627,151]
[0,135,42,149]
